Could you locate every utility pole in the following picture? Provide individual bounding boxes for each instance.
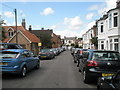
[14,9,18,44]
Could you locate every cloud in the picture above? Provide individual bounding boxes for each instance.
[4,11,14,18]
[64,16,83,30]
[40,7,54,16]
[86,13,94,20]
[98,0,117,15]
[80,21,96,37]
[88,5,99,11]
[19,10,26,18]
[54,29,80,39]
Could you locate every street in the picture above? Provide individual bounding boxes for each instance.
[2,50,96,88]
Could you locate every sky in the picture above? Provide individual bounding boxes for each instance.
[0,0,118,38]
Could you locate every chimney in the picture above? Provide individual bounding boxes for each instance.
[116,0,120,8]
[22,19,26,29]
[29,25,32,31]
[41,28,44,30]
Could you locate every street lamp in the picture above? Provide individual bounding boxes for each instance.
[14,9,18,44]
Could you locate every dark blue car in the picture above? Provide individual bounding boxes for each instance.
[0,49,40,77]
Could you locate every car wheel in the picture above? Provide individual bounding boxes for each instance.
[77,62,79,67]
[97,86,103,90]
[20,66,27,77]
[83,70,90,83]
[35,61,40,69]
[79,67,81,72]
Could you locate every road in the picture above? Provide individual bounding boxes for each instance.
[2,50,97,88]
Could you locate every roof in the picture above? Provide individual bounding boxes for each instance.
[30,30,53,37]
[3,26,40,43]
[64,37,76,40]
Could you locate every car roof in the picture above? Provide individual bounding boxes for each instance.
[2,49,28,53]
[0,43,19,45]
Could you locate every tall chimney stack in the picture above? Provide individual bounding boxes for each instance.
[116,0,120,8]
[22,19,26,29]
[29,25,32,31]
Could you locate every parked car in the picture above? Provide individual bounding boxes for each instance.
[97,70,120,90]
[71,47,75,56]
[0,43,23,50]
[73,48,81,63]
[76,49,88,67]
[51,48,59,56]
[0,49,40,77]
[39,49,55,59]
[78,50,120,83]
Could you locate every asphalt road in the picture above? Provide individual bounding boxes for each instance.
[2,50,97,88]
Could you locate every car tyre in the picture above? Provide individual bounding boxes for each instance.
[20,66,27,77]
[83,70,90,83]
[35,61,40,69]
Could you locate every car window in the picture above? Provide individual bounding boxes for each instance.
[41,49,50,53]
[82,52,89,59]
[0,52,19,58]
[92,51,119,61]
[22,51,30,57]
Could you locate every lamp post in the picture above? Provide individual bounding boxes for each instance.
[14,9,18,44]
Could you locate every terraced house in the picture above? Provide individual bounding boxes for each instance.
[82,0,120,53]
[97,0,120,53]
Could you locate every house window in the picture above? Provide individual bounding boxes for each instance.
[101,41,104,50]
[114,43,119,51]
[110,44,113,50]
[114,16,118,27]
[113,12,118,27]
[101,44,104,49]
[114,38,119,51]
[114,39,118,42]
[109,14,112,28]
[8,31,14,37]
[101,25,103,33]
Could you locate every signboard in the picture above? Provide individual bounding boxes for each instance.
[38,43,42,46]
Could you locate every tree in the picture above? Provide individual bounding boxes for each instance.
[39,33,52,48]
[0,20,6,41]
[90,37,98,49]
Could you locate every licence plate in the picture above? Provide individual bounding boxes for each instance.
[41,56,46,58]
[102,73,114,77]
[0,62,7,65]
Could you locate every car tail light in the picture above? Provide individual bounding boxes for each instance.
[79,50,82,54]
[39,52,42,54]
[46,53,49,54]
[87,60,98,66]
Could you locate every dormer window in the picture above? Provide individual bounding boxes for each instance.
[8,31,14,37]
[7,28,14,37]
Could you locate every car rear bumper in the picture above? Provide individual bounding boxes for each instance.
[86,68,118,78]
[0,66,21,74]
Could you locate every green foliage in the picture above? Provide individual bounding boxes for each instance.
[90,37,98,49]
[0,27,6,41]
[38,33,52,48]
[71,43,75,46]
[74,44,79,48]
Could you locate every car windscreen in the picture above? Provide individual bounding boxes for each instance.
[0,52,19,59]
[41,49,50,53]
[92,51,120,61]
[0,44,23,49]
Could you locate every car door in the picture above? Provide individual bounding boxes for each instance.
[29,51,38,68]
[22,51,33,70]
[80,52,89,72]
